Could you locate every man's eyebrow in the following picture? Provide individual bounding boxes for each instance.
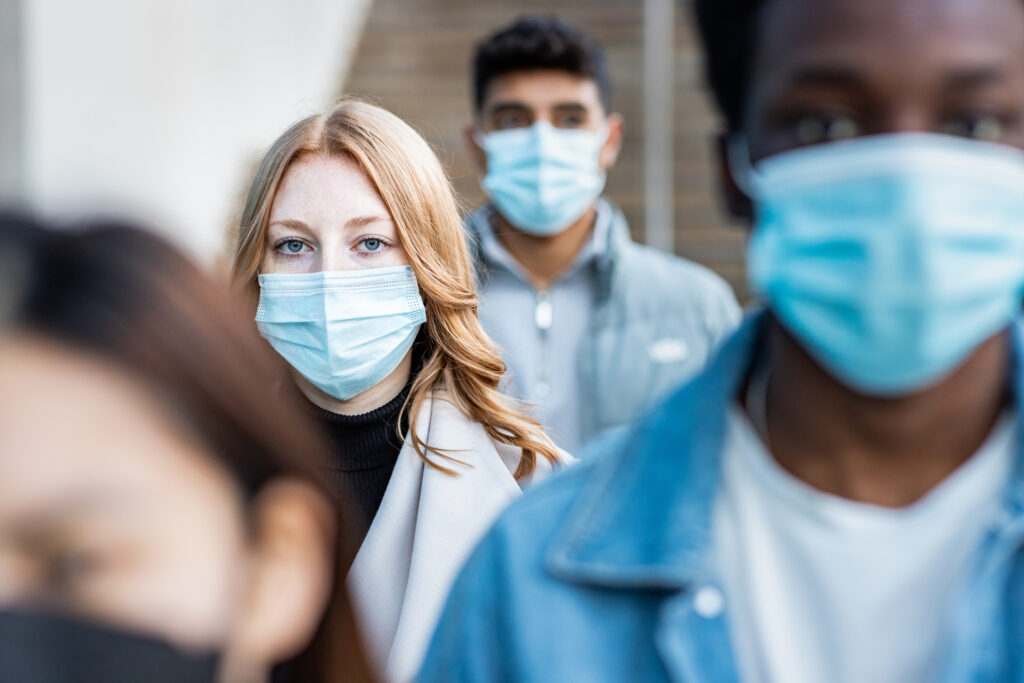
[783,65,870,91]
[942,66,1007,90]
[552,103,588,114]
[485,101,531,117]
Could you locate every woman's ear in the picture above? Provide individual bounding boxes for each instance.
[220,479,336,683]
[598,113,625,170]
[715,132,754,223]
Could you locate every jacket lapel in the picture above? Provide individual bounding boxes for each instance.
[656,590,742,683]
[546,313,765,586]
[545,313,766,681]
[938,320,1024,682]
[348,392,528,681]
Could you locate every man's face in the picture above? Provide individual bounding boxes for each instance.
[744,0,1024,163]
[466,69,623,173]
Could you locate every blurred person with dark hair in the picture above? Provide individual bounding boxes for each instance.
[423,0,1024,681]
[462,15,741,453]
[231,98,569,682]
[0,214,374,682]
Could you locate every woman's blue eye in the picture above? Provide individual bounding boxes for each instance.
[363,238,383,252]
[282,240,305,254]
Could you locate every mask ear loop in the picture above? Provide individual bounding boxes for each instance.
[726,134,760,199]
[593,122,614,187]
[727,135,764,285]
[472,127,488,149]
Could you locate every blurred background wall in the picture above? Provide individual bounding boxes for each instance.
[342,0,746,296]
[1,0,372,264]
[0,0,745,294]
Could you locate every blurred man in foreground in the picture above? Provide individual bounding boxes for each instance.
[423,0,1024,680]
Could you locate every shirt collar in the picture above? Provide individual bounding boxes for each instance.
[477,199,613,286]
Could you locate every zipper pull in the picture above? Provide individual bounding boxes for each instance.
[535,290,553,331]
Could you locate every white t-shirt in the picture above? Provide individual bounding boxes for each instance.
[713,406,1017,683]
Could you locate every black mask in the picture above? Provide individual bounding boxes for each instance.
[0,610,220,683]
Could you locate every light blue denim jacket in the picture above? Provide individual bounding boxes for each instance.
[419,313,1024,682]
[466,200,741,442]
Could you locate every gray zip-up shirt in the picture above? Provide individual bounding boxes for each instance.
[467,198,742,452]
[473,202,612,451]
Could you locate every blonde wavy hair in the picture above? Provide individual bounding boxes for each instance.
[231,98,559,478]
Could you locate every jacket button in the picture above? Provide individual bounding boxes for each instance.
[693,586,724,618]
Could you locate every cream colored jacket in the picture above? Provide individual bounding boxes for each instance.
[347,392,569,682]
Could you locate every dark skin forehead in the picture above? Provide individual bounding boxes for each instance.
[745,0,1024,158]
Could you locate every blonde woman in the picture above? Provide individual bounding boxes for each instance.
[231,99,568,681]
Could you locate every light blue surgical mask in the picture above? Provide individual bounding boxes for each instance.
[732,133,1024,396]
[256,266,426,401]
[477,121,608,236]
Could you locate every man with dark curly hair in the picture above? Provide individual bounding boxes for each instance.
[463,15,740,453]
[424,1,1024,680]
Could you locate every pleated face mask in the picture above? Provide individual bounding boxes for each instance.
[734,133,1024,396]
[256,265,426,400]
[478,121,608,236]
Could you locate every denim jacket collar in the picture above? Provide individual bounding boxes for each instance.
[546,312,765,588]
[547,311,1024,590]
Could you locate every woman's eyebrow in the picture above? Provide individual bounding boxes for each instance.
[267,218,312,233]
[346,214,392,229]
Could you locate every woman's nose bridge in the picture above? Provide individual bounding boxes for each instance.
[317,233,351,272]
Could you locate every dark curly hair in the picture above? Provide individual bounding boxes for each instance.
[692,0,768,133]
[471,14,612,113]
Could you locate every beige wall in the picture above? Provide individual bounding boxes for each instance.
[342,0,747,297]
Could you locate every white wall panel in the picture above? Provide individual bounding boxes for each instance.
[17,0,371,261]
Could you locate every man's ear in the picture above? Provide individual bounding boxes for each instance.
[598,113,625,170]
[715,132,754,224]
[220,479,336,682]
[464,123,487,173]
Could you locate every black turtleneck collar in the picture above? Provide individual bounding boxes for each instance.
[309,383,411,545]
